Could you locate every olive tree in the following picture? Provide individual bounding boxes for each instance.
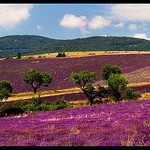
[70,70,97,106]
[23,69,52,94]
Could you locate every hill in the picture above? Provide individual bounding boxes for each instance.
[0,35,59,58]
[0,35,150,58]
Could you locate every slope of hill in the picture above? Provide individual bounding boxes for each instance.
[0,35,59,58]
[0,99,150,146]
[1,54,150,94]
[0,35,150,58]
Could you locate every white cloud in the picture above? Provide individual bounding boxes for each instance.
[128,24,138,30]
[113,22,124,27]
[36,24,43,30]
[60,14,87,29]
[110,4,150,22]
[88,15,111,29]
[0,4,33,30]
[133,33,150,40]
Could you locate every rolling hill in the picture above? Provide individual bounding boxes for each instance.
[0,35,150,58]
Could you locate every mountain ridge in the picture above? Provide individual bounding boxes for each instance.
[0,35,150,58]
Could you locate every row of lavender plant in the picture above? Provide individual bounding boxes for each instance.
[0,99,149,146]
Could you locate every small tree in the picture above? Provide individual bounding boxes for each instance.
[17,52,21,59]
[106,74,129,101]
[101,64,122,81]
[70,70,97,106]
[0,80,13,103]
[0,88,10,103]
[23,69,52,94]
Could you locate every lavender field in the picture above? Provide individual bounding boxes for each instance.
[0,99,150,146]
[1,54,150,94]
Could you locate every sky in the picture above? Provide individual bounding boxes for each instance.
[0,3,150,40]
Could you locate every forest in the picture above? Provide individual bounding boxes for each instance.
[0,35,150,58]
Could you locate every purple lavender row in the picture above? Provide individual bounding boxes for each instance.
[0,99,149,146]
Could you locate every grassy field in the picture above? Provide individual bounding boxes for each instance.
[1,50,150,60]
[18,51,150,59]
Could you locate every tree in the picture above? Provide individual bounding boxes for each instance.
[0,80,13,103]
[17,52,21,59]
[0,88,10,103]
[106,74,129,101]
[70,70,97,106]
[101,64,122,81]
[23,69,52,94]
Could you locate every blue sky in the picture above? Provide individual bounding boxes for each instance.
[0,3,150,40]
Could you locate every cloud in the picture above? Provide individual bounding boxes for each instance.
[36,24,43,30]
[60,14,87,29]
[0,4,33,30]
[113,22,124,27]
[88,15,111,29]
[110,4,150,22]
[128,24,138,30]
[133,33,150,40]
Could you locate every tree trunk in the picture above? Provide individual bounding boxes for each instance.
[89,97,93,106]
[33,87,37,94]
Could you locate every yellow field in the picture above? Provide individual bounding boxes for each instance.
[20,51,150,59]
[3,82,150,103]
[1,51,150,60]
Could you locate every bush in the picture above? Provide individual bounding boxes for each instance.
[30,95,41,106]
[53,99,67,110]
[17,52,21,59]
[56,52,66,57]
[125,88,141,100]
[0,103,24,117]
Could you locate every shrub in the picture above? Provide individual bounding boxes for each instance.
[17,52,21,59]
[30,95,41,106]
[0,103,24,117]
[56,52,66,57]
[53,99,67,110]
[125,88,141,100]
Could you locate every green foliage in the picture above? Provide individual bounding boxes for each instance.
[56,52,66,57]
[17,52,21,59]
[0,80,13,93]
[106,74,129,101]
[101,64,122,81]
[70,70,97,106]
[23,69,52,93]
[4,56,14,60]
[40,99,67,111]
[0,103,24,117]
[0,80,13,103]
[83,83,95,94]
[125,88,141,100]
[30,95,41,106]
[0,88,10,103]
[23,96,42,112]
[70,70,97,87]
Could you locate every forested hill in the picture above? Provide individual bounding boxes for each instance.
[0,35,150,58]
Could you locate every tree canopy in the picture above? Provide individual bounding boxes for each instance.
[23,69,52,94]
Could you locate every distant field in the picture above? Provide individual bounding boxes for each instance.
[1,51,150,60]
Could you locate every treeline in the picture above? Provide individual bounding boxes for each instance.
[1,35,150,58]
